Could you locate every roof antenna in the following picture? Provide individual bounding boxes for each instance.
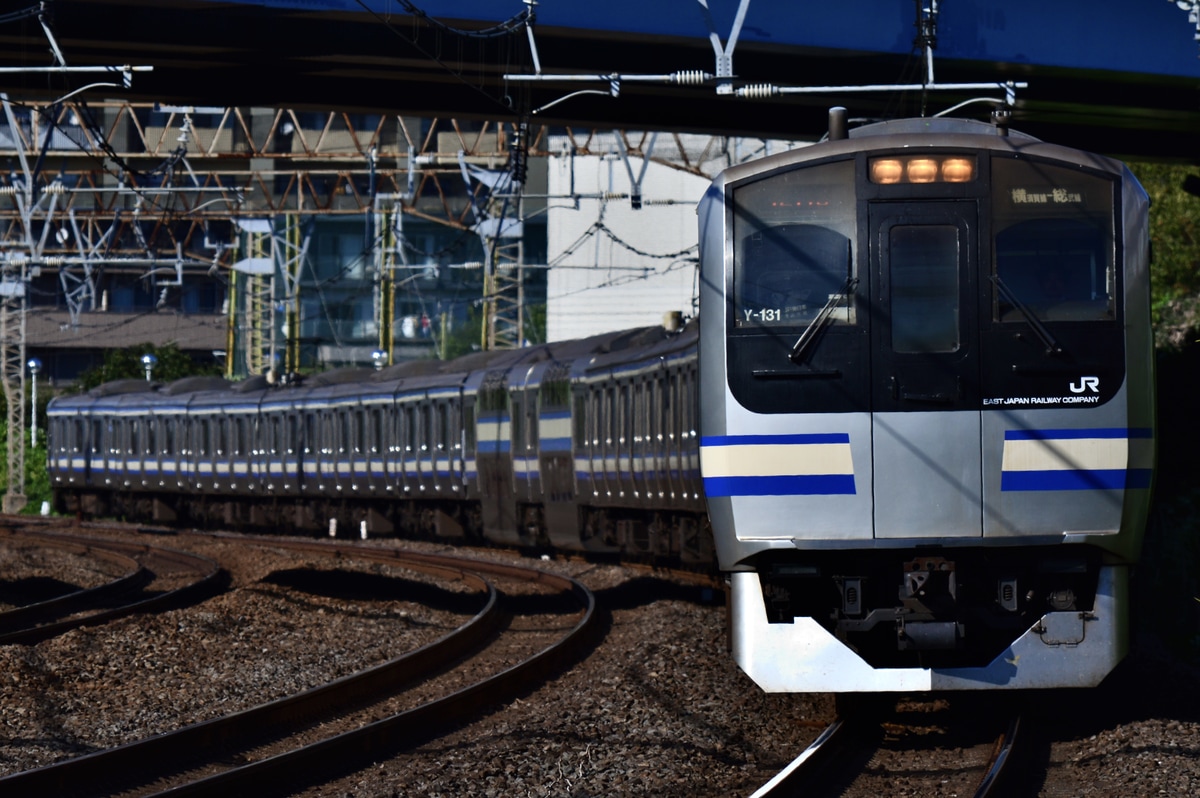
[828,107,848,141]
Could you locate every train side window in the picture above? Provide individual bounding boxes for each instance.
[573,394,586,446]
[165,420,175,455]
[370,407,382,454]
[463,401,475,451]
[438,404,448,451]
[426,404,434,451]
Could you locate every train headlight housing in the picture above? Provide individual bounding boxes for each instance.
[870,155,976,184]
[870,158,904,184]
[906,158,939,183]
[941,157,974,182]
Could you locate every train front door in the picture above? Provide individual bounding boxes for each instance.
[869,201,983,539]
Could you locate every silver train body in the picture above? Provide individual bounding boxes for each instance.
[47,325,710,563]
[698,116,1155,691]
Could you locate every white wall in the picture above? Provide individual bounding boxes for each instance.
[545,144,708,341]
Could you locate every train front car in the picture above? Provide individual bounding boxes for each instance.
[698,116,1154,692]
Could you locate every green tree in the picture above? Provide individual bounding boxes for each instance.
[1129,161,1200,349]
[71,342,221,393]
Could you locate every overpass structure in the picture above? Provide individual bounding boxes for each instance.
[0,0,1198,510]
[1,0,1198,158]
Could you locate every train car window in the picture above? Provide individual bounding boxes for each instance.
[573,394,585,446]
[72,419,83,454]
[198,419,210,457]
[991,158,1115,323]
[464,402,475,451]
[438,404,448,451]
[511,395,523,452]
[165,420,175,455]
[732,159,857,329]
[146,420,156,456]
[889,225,961,353]
[424,404,434,452]
[404,405,415,452]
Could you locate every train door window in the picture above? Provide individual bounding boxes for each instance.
[128,420,140,458]
[72,418,83,454]
[321,415,334,455]
[463,401,475,451]
[511,393,523,455]
[889,225,961,353]
[165,419,175,455]
[401,404,413,453]
[991,158,1116,323]
[573,394,586,446]
[146,420,156,456]
[438,403,448,452]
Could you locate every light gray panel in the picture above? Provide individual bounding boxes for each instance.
[873,411,981,538]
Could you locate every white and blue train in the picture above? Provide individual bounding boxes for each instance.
[698,111,1155,692]
[48,111,1154,693]
[47,323,710,561]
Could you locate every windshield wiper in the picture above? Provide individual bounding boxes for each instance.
[991,274,1064,356]
[789,276,858,364]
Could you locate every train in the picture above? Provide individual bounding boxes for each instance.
[47,110,1155,693]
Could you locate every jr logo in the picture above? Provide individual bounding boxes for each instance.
[1069,376,1100,394]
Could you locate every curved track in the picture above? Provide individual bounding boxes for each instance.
[751,699,1024,798]
[0,524,221,644]
[0,531,598,798]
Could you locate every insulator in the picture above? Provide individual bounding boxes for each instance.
[0,186,17,196]
[737,84,779,99]
[601,191,626,200]
[41,257,66,267]
[42,183,67,195]
[670,70,710,86]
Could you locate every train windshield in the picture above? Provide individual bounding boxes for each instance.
[732,160,856,328]
[992,159,1116,323]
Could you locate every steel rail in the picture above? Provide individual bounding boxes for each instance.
[974,714,1022,798]
[749,718,848,798]
[142,548,597,798]
[0,543,497,796]
[0,535,595,798]
[0,527,218,644]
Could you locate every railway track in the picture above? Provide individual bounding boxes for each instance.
[0,528,597,798]
[0,524,221,644]
[751,697,1024,798]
